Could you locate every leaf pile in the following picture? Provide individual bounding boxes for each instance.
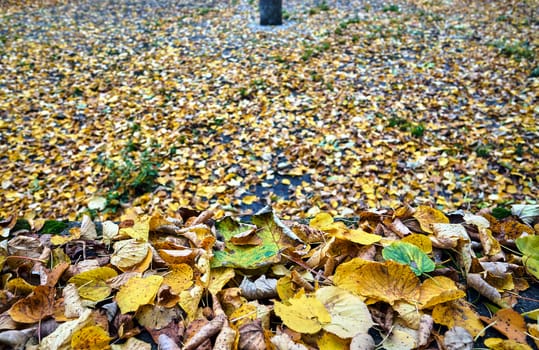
[0,0,537,222]
[0,203,538,349]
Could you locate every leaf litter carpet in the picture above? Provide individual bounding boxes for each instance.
[0,0,537,221]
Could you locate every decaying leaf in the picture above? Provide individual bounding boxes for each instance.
[444,326,473,350]
[413,206,449,234]
[240,275,278,300]
[8,285,55,323]
[110,239,151,272]
[432,299,484,337]
[238,319,266,350]
[467,273,507,308]
[71,325,111,350]
[350,333,375,350]
[270,332,309,350]
[479,308,527,343]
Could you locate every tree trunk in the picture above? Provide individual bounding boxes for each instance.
[259,0,282,26]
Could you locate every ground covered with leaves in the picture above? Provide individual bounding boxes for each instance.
[0,0,538,349]
[0,0,537,221]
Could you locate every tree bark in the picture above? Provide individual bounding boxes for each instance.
[259,0,282,26]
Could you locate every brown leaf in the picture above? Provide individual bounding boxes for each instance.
[238,320,266,350]
[479,308,527,343]
[8,285,55,323]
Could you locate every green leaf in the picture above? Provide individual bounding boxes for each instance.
[516,235,539,258]
[515,236,539,279]
[491,207,512,220]
[40,220,68,234]
[211,211,290,269]
[382,241,435,276]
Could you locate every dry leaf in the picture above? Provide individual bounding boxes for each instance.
[240,275,278,300]
[71,325,111,350]
[334,259,420,305]
[432,299,484,337]
[68,267,118,301]
[315,286,373,338]
[480,308,527,343]
[444,326,473,350]
[238,320,266,350]
[9,285,55,323]
[274,292,331,334]
[413,206,449,234]
[350,333,375,350]
[116,275,163,314]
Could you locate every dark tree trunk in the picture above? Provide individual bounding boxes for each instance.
[259,0,282,25]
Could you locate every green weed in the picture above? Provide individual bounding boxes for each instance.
[383,4,400,13]
[96,123,162,213]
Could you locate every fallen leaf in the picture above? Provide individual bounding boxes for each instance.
[315,286,373,338]
[480,308,527,343]
[162,263,193,295]
[71,325,111,350]
[382,241,435,276]
[334,259,420,305]
[274,292,332,334]
[9,285,55,323]
[68,267,118,301]
[432,299,484,337]
[444,326,473,350]
[413,206,449,233]
[116,275,163,314]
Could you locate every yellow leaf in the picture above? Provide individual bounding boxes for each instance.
[413,206,449,234]
[51,228,81,245]
[116,275,163,314]
[120,215,150,241]
[310,213,334,230]
[276,275,296,302]
[110,239,150,271]
[242,195,258,205]
[345,229,382,245]
[418,276,465,309]
[208,267,235,295]
[179,285,204,321]
[71,325,111,350]
[317,332,350,350]
[432,299,484,337]
[315,286,373,338]
[6,277,36,296]
[68,267,118,301]
[274,293,331,334]
[163,263,193,295]
[401,234,432,254]
[334,259,420,305]
[484,338,533,350]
